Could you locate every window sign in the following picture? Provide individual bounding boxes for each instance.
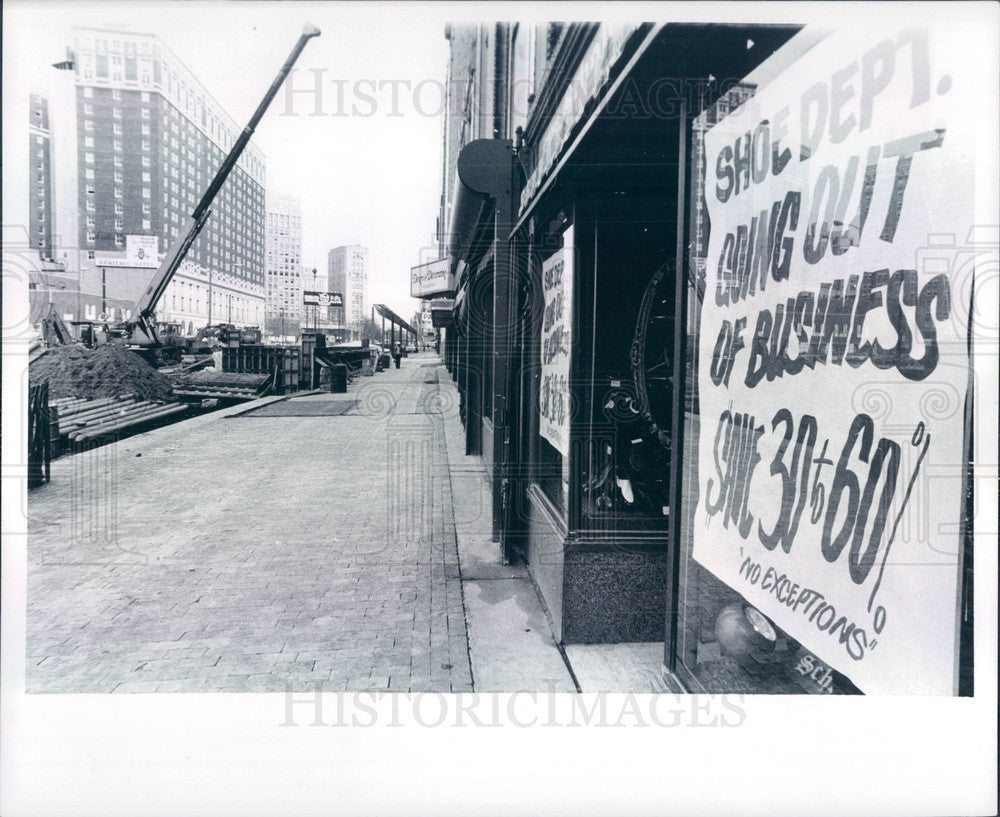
[691,28,973,695]
[539,226,573,457]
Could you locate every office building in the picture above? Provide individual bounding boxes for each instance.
[28,94,55,260]
[327,244,368,339]
[264,192,303,336]
[436,22,975,696]
[35,27,268,332]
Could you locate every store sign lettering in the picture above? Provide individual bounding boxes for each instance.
[539,228,574,457]
[410,257,454,298]
[693,28,972,695]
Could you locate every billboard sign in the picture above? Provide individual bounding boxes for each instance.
[95,235,160,268]
[303,290,343,307]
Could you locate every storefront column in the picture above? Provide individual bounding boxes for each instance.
[491,156,514,553]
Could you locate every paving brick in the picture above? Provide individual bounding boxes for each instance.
[27,359,473,695]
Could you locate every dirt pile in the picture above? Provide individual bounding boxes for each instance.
[30,344,175,401]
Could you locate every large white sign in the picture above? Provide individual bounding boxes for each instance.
[693,28,973,694]
[303,290,343,307]
[539,227,573,457]
[95,235,160,268]
[410,257,454,298]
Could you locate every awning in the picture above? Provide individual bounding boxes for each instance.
[447,138,513,278]
[429,298,455,328]
[373,304,417,335]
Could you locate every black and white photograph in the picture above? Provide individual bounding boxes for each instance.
[2,1,997,815]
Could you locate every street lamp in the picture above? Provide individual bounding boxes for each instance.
[312,269,318,332]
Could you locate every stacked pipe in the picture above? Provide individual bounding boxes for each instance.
[49,396,188,444]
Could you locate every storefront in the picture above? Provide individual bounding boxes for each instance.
[443,21,975,695]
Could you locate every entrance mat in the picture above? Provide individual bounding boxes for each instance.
[238,399,358,417]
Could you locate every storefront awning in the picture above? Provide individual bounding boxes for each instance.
[447,138,513,278]
[373,304,417,335]
[429,298,455,328]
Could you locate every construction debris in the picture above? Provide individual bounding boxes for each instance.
[171,370,272,401]
[29,344,175,402]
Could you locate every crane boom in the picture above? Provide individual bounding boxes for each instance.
[127,24,321,348]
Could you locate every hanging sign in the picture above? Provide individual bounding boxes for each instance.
[410,257,454,298]
[539,226,574,457]
[692,27,974,695]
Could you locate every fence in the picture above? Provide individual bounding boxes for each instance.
[222,345,302,395]
[28,382,52,489]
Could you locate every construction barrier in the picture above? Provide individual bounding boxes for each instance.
[222,345,301,395]
[330,364,348,393]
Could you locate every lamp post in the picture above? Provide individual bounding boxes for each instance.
[312,269,318,333]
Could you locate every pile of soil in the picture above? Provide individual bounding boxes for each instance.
[30,344,175,401]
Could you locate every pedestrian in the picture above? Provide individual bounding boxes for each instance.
[392,341,402,369]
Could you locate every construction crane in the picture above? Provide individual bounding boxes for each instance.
[116,24,321,363]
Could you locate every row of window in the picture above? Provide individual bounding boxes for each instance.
[81,87,149,102]
[79,85,264,184]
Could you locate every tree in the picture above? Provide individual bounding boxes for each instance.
[264,313,301,340]
[359,317,383,345]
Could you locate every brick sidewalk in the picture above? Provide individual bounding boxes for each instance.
[26,355,473,693]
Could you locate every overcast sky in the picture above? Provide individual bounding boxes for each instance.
[4,0,453,320]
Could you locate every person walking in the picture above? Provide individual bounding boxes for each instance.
[392,341,402,369]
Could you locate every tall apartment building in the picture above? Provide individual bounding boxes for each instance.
[36,28,267,332]
[264,193,303,335]
[28,94,55,260]
[327,244,368,338]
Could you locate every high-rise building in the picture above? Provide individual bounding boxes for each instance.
[327,244,368,338]
[28,94,54,260]
[37,28,268,332]
[264,193,303,336]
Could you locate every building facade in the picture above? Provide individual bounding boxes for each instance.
[32,27,267,334]
[326,244,368,340]
[437,22,976,696]
[264,192,303,337]
[410,302,436,348]
[28,94,54,261]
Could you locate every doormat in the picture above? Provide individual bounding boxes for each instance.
[238,399,358,417]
